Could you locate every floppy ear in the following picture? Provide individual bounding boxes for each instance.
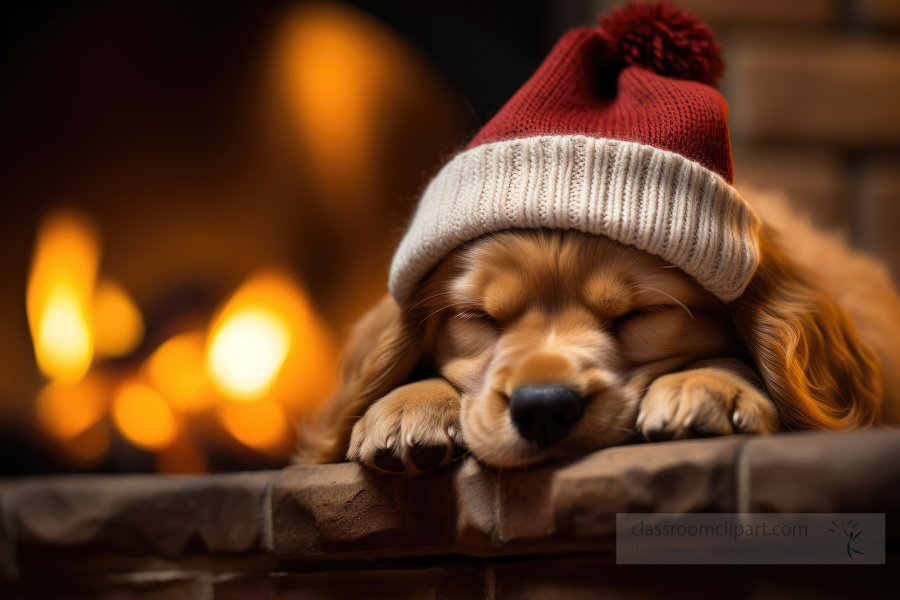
[297,289,445,463]
[730,231,882,430]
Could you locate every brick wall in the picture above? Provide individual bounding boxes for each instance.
[588,0,900,275]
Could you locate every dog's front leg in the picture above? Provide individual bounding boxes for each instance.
[636,358,778,441]
[347,378,462,476]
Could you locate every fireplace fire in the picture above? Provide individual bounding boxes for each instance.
[25,209,337,472]
[0,2,470,476]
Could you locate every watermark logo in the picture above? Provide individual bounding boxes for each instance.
[617,513,885,564]
[828,519,864,560]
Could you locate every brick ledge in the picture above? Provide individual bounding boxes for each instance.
[2,429,899,581]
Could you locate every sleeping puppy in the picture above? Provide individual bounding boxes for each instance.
[298,5,900,473]
[300,192,899,474]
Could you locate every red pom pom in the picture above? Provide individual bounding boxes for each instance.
[597,2,723,87]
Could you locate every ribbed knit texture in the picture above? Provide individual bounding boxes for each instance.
[389,13,757,306]
[389,135,760,304]
[469,28,734,183]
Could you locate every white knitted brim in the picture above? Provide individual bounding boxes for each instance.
[389,135,760,305]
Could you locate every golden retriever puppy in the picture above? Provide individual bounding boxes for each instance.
[299,5,900,474]
[299,190,900,474]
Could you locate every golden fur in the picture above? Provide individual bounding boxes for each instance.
[300,188,900,474]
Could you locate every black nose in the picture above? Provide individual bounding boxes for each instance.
[509,385,584,445]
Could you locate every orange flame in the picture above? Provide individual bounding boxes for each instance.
[146,332,212,411]
[205,269,336,409]
[218,397,290,453]
[93,278,144,358]
[26,211,100,382]
[112,381,177,450]
[35,374,109,440]
[275,4,403,203]
[208,306,291,401]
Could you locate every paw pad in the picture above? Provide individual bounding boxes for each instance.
[372,449,405,473]
[410,444,448,471]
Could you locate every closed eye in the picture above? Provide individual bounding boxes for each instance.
[612,306,668,331]
[638,288,693,319]
[454,310,497,323]
[617,306,664,319]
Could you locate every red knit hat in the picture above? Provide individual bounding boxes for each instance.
[390,3,760,304]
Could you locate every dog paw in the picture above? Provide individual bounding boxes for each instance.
[348,378,462,476]
[637,368,777,442]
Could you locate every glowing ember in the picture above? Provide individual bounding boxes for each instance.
[147,332,211,411]
[93,278,144,358]
[26,211,100,382]
[218,396,289,452]
[207,307,291,401]
[35,375,108,440]
[112,381,177,450]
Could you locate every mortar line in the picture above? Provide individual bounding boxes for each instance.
[735,436,754,515]
[260,472,276,554]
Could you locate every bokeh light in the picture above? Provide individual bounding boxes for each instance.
[207,307,291,401]
[93,278,144,358]
[205,269,337,411]
[26,211,100,382]
[35,375,109,440]
[112,381,177,450]
[218,396,289,453]
[146,332,212,411]
[275,4,402,203]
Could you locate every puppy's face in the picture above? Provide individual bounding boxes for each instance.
[305,222,884,468]
[428,230,741,467]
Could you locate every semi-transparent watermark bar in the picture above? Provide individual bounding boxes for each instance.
[616,513,885,564]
